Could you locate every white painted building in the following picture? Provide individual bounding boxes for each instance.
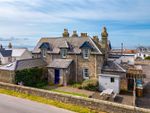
[115,54,135,65]
[0,48,32,65]
[7,48,32,62]
[99,74,120,94]
[0,49,12,65]
[135,46,150,59]
[99,60,126,94]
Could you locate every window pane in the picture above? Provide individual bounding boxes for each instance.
[83,49,89,59]
[110,77,115,83]
[83,69,89,78]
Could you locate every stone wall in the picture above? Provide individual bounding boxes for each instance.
[0,70,15,83]
[46,53,103,83]
[0,82,149,113]
[135,60,150,65]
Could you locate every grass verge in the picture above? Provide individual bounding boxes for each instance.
[51,89,88,97]
[0,88,103,113]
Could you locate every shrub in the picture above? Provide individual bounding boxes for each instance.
[15,67,48,88]
[70,83,82,89]
[145,56,150,60]
[81,79,99,91]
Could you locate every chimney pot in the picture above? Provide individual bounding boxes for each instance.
[81,33,88,37]
[93,36,99,43]
[63,28,69,37]
[72,30,78,37]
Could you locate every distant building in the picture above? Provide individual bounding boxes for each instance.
[0,48,12,65]
[0,47,32,65]
[109,49,137,65]
[7,48,32,62]
[135,46,150,59]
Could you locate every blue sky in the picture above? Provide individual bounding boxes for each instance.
[0,0,150,49]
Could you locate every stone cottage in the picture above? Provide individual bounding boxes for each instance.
[32,27,110,85]
[0,58,47,83]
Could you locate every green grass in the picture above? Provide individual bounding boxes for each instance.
[0,88,103,113]
[51,89,88,97]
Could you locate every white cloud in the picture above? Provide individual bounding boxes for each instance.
[0,0,149,47]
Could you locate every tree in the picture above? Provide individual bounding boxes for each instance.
[145,56,150,60]
[8,42,12,48]
[0,44,3,49]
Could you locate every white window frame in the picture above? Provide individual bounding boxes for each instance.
[83,68,89,79]
[83,49,90,59]
[61,49,67,58]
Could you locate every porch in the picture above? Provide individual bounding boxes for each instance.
[47,59,74,86]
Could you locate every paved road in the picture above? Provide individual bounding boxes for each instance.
[0,94,74,113]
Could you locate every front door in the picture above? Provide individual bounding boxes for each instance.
[55,69,60,84]
[128,79,134,91]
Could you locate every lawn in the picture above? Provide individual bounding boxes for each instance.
[0,88,105,113]
[50,89,88,97]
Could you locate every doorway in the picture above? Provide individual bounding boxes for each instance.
[54,69,60,84]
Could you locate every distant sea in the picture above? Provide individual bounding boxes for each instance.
[0,37,149,51]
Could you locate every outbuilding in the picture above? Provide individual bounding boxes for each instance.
[99,60,126,94]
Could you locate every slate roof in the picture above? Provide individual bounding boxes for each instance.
[102,60,126,73]
[32,37,102,55]
[0,58,47,71]
[47,59,73,69]
[0,49,12,57]
[6,48,30,57]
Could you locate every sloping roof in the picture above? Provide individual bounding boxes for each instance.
[102,60,126,73]
[0,49,12,57]
[0,58,47,71]
[59,41,69,48]
[47,59,73,69]
[6,48,27,57]
[33,37,102,55]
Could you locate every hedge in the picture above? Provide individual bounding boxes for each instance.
[15,68,48,88]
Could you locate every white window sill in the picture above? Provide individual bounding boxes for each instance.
[83,57,89,59]
[83,77,89,80]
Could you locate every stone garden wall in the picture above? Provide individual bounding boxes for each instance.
[0,82,149,113]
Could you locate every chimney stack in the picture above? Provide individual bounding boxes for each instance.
[72,30,78,37]
[81,33,88,37]
[63,29,69,37]
[93,36,99,43]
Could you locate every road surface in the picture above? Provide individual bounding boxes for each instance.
[0,94,74,113]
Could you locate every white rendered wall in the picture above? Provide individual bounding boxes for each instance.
[99,75,120,94]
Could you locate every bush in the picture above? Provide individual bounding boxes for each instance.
[81,79,99,91]
[15,67,48,88]
[145,56,150,60]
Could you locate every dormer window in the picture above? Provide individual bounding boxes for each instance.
[80,41,93,60]
[61,49,67,58]
[83,49,89,59]
[39,42,51,58]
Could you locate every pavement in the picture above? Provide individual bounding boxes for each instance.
[0,94,74,113]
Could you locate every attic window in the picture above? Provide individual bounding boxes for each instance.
[83,49,89,59]
[61,49,67,58]
[41,48,47,57]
